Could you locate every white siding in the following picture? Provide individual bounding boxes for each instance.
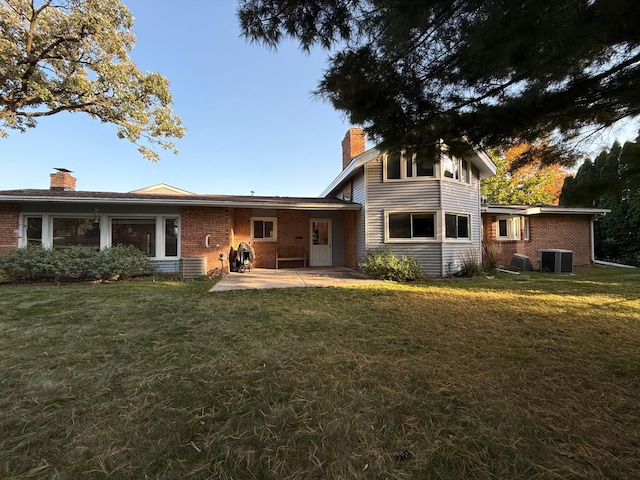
[361,158,483,276]
[364,158,444,275]
[352,171,367,265]
[440,168,482,275]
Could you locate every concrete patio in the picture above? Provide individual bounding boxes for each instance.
[209,267,385,291]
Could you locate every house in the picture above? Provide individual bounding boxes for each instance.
[0,129,607,276]
[322,129,497,276]
[481,204,609,268]
[0,170,361,275]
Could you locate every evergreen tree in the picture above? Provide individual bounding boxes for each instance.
[239,0,640,166]
[561,138,640,265]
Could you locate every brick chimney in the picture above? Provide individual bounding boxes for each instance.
[341,128,366,170]
[50,169,77,191]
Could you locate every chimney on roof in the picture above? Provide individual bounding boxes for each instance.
[50,168,76,191]
[341,128,366,170]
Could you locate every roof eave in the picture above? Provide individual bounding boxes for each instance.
[321,147,382,197]
[0,195,361,210]
[528,207,610,216]
[470,145,497,178]
[482,205,610,216]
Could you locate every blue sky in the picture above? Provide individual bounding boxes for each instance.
[1,0,358,197]
[1,0,638,196]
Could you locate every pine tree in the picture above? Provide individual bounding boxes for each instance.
[239,0,640,166]
[561,138,640,264]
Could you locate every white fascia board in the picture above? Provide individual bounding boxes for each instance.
[320,147,382,197]
[470,145,497,178]
[482,205,610,216]
[525,207,610,216]
[1,195,361,211]
[457,136,496,178]
[482,206,527,215]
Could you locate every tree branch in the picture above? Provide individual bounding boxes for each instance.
[16,101,99,117]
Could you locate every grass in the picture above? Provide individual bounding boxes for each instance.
[1,267,639,479]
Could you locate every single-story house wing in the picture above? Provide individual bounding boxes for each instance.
[481,204,610,268]
[0,173,360,275]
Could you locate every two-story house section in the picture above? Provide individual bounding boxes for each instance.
[322,128,497,276]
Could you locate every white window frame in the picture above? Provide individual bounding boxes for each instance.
[251,216,277,242]
[444,212,472,241]
[441,154,471,184]
[496,216,521,240]
[51,215,101,251]
[383,152,435,182]
[163,217,180,258]
[385,210,438,242]
[20,215,44,247]
[18,213,181,259]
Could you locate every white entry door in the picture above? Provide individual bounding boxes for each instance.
[310,219,332,266]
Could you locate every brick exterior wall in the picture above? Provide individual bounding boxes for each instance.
[483,214,594,268]
[180,206,232,273]
[230,209,311,269]
[341,128,366,170]
[276,210,310,268]
[0,203,19,254]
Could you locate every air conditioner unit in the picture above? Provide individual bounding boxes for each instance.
[180,257,207,279]
[538,249,572,274]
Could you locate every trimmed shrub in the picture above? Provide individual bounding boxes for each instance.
[0,245,153,283]
[0,246,59,282]
[58,246,99,280]
[359,247,423,281]
[94,245,153,280]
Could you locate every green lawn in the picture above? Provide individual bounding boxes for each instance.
[1,267,639,479]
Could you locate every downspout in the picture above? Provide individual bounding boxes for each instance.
[440,173,445,277]
[590,217,596,263]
